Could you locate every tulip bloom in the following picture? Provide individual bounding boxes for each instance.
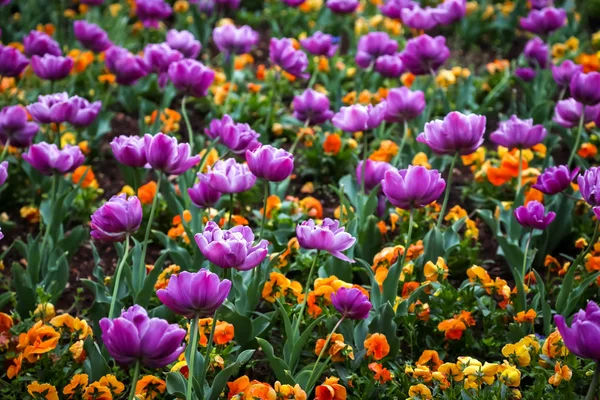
[73,21,112,53]
[578,167,600,207]
[374,54,405,78]
[384,87,426,123]
[292,89,334,125]
[100,305,186,367]
[31,54,73,81]
[188,180,221,207]
[213,24,259,57]
[400,34,450,75]
[144,133,200,175]
[514,201,556,230]
[246,145,294,182]
[355,32,398,69]
[532,165,579,195]
[166,29,201,59]
[269,38,309,79]
[553,99,600,128]
[168,59,215,98]
[356,160,395,192]
[0,105,39,147]
[401,6,439,30]
[433,0,466,25]
[555,301,600,361]
[570,72,600,106]
[382,166,446,210]
[417,112,486,156]
[199,158,256,194]
[490,115,547,150]
[23,30,61,57]
[380,0,417,19]
[515,67,536,82]
[110,135,148,168]
[520,7,566,35]
[27,93,76,124]
[326,0,359,14]
[296,218,356,262]
[157,269,231,318]
[143,43,183,88]
[300,31,338,58]
[0,161,7,186]
[552,60,582,88]
[523,37,548,69]
[105,46,149,86]
[22,143,85,175]
[205,115,260,155]
[0,44,30,77]
[135,0,172,28]
[331,287,372,320]
[332,103,386,132]
[90,194,143,242]
[195,221,268,271]
[68,96,102,127]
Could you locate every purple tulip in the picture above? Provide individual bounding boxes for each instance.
[100,305,186,368]
[23,30,61,57]
[384,87,426,123]
[199,158,256,194]
[578,167,600,207]
[296,218,356,262]
[520,7,566,35]
[168,59,215,98]
[73,21,112,53]
[157,269,231,318]
[332,103,386,132]
[205,115,260,155]
[270,38,309,79]
[27,92,77,124]
[0,105,39,147]
[91,194,143,242]
[382,166,446,210]
[417,112,486,155]
[188,179,221,207]
[356,159,395,192]
[0,45,30,77]
[355,32,398,69]
[490,115,547,150]
[194,221,268,271]
[166,29,201,59]
[401,6,439,30]
[144,133,199,175]
[374,54,405,78]
[400,34,450,75]
[0,161,7,186]
[246,145,294,182]
[213,24,259,57]
[300,31,338,58]
[524,37,548,69]
[135,0,172,28]
[68,96,102,127]
[110,135,148,168]
[515,67,536,82]
[22,143,85,175]
[433,0,466,25]
[380,0,417,19]
[570,72,600,106]
[326,0,359,13]
[143,43,183,87]
[292,89,334,125]
[555,301,600,361]
[105,46,149,86]
[552,60,582,88]
[0,228,3,241]
[514,200,556,230]
[530,0,552,9]
[331,287,372,320]
[282,0,305,6]
[31,54,73,81]
[553,99,600,128]
[532,165,579,195]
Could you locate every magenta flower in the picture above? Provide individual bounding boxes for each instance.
[382,166,446,210]
[188,179,222,207]
[23,30,61,57]
[282,0,305,5]
[570,72,600,106]
[22,143,85,176]
[27,93,76,124]
[356,159,395,192]
[143,43,183,88]
[515,67,536,82]
[0,161,7,186]
[135,0,172,28]
[355,32,398,69]
[380,0,417,19]
[91,194,143,242]
[105,46,149,86]
[194,221,268,271]
[144,133,200,175]
[110,135,148,168]
[532,165,579,195]
[400,34,450,75]
[374,54,405,78]
[555,301,600,361]
[0,105,39,147]
[490,115,547,150]
[100,305,186,367]
[213,24,259,56]
[68,96,102,127]
[300,31,338,58]
[0,45,29,77]
[168,59,215,98]
[332,103,386,132]
[326,0,359,13]
[205,115,260,155]
[552,60,582,88]
[199,158,256,194]
[296,218,356,262]
[167,29,201,59]
[331,287,372,320]
[520,7,566,35]
[523,37,548,69]
[578,167,600,207]
[292,89,334,125]
[270,38,309,79]
[73,21,112,53]
[246,145,294,182]
[554,99,600,128]
[514,200,556,230]
[401,6,439,30]
[417,112,486,155]
[433,0,466,25]
[157,269,231,318]
[384,87,426,123]
[31,54,73,81]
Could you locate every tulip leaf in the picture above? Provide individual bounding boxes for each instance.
[370,303,400,358]
[208,349,255,400]
[289,316,325,373]
[11,262,37,317]
[83,338,109,382]
[136,250,169,307]
[423,226,444,264]
[256,338,295,385]
[166,371,187,397]
[220,303,255,347]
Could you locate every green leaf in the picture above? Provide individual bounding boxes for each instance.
[423,227,444,264]
[12,262,37,317]
[221,304,255,347]
[83,338,109,381]
[166,371,187,397]
[370,303,400,358]
[136,250,169,307]
[208,350,256,400]
[256,338,295,385]
[289,316,325,373]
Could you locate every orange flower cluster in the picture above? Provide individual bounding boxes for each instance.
[315,332,354,362]
[467,265,512,308]
[168,210,192,244]
[262,271,303,303]
[154,264,181,290]
[437,311,476,340]
[144,108,182,134]
[227,376,306,399]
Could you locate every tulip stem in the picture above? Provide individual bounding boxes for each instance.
[228,193,234,229]
[128,360,141,400]
[258,180,269,242]
[517,147,523,195]
[401,208,415,271]
[0,138,10,162]
[437,152,458,229]
[181,95,194,155]
[520,228,533,311]
[295,250,321,332]
[198,138,221,174]
[568,105,586,168]
[586,362,600,400]
[139,173,162,288]
[306,316,345,391]
[108,234,131,319]
[199,310,219,395]
[186,314,199,400]
[396,121,408,168]
[40,173,59,271]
